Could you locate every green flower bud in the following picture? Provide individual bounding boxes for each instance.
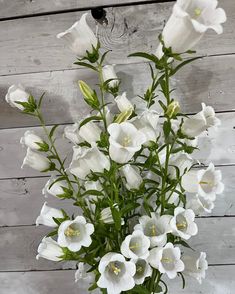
[166,100,180,118]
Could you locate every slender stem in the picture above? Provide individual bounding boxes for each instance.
[97,62,108,131]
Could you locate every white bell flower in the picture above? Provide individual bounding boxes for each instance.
[120,164,143,190]
[84,180,103,213]
[36,202,64,227]
[182,251,208,284]
[21,148,51,172]
[57,216,94,252]
[68,145,110,180]
[78,121,102,144]
[64,123,82,144]
[186,194,215,214]
[102,65,118,89]
[131,258,152,285]
[134,213,172,247]
[100,206,124,225]
[156,0,226,58]
[170,207,198,240]
[5,84,30,110]
[57,13,98,57]
[182,163,224,200]
[42,177,69,198]
[97,252,136,294]
[20,130,44,150]
[115,92,134,112]
[108,122,146,164]
[121,230,150,260]
[148,243,184,279]
[75,262,95,286]
[168,152,193,178]
[36,237,64,261]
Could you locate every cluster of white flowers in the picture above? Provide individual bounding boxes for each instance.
[5,0,226,293]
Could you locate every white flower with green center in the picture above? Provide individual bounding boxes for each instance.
[78,121,102,144]
[36,237,64,261]
[108,122,146,164]
[21,148,51,172]
[131,258,152,285]
[148,243,185,279]
[57,216,94,252]
[170,207,198,240]
[115,92,134,112]
[97,252,136,294]
[120,164,143,190]
[42,177,70,198]
[182,251,208,284]
[20,130,44,150]
[64,123,82,144]
[134,213,172,247]
[186,194,215,215]
[182,163,224,201]
[5,84,30,110]
[121,230,150,260]
[36,202,64,227]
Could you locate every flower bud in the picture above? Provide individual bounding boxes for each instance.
[102,65,118,89]
[165,100,180,118]
[36,237,64,261]
[115,92,133,112]
[36,202,64,227]
[20,130,45,150]
[21,148,51,172]
[120,164,143,190]
[79,80,99,107]
[79,121,102,144]
[5,84,30,110]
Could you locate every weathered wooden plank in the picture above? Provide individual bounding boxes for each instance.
[0,165,234,227]
[1,54,235,129]
[0,265,234,294]
[0,217,234,271]
[0,0,233,76]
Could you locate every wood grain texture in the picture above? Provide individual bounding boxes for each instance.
[1,54,235,129]
[0,0,233,76]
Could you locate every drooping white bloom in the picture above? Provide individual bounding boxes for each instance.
[36,237,64,261]
[131,258,152,285]
[84,180,103,213]
[108,122,146,164]
[156,0,226,58]
[57,216,94,252]
[36,202,64,227]
[20,130,44,150]
[75,262,95,286]
[181,103,221,138]
[121,230,150,260]
[42,177,69,198]
[5,84,30,110]
[100,206,124,225]
[168,152,193,178]
[68,145,110,180]
[21,148,51,172]
[182,251,208,284]
[148,243,185,279]
[182,163,224,200]
[115,92,134,112]
[78,121,102,144]
[57,13,98,57]
[134,213,172,247]
[170,207,198,240]
[102,65,118,88]
[120,164,143,190]
[97,252,136,294]
[186,194,215,214]
[64,123,82,144]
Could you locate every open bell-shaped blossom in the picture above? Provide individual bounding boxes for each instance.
[148,243,184,279]
[5,84,30,110]
[21,148,51,172]
[97,252,136,294]
[57,13,98,57]
[121,230,150,260]
[186,194,215,215]
[108,122,146,164]
[36,237,64,261]
[36,202,64,227]
[75,262,96,291]
[170,207,198,240]
[64,123,82,145]
[115,92,134,112]
[20,130,44,150]
[102,65,119,89]
[57,216,94,252]
[78,121,102,144]
[42,177,70,198]
[131,258,152,285]
[156,0,226,58]
[134,213,172,247]
[120,164,143,190]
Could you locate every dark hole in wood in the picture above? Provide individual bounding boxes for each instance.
[91,7,108,25]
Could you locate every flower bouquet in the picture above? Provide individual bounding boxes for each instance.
[5,1,226,293]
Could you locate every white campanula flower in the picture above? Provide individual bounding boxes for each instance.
[36,237,64,261]
[168,152,193,178]
[182,163,224,200]
[64,123,82,144]
[5,84,30,110]
[102,65,118,89]
[120,164,143,190]
[57,216,94,252]
[84,180,103,213]
[21,148,51,172]
[78,121,102,144]
[121,230,150,260]
[148,243,184,279]
[134,213,172,247]
[97,252,136,294]
[131,258,152,285]
[57,13,98,57]
[42,177,69,198]
[186,194,215,214]
[170,207,198,240]
[75,262,95,286]
[182,251,208,284]
[156,0,226,58]
[115,92,134,112]
[108,122,146,164]
[20,130,44,150]
[100,206,124,225]
[36,202,64,227]
[68,145,110,180]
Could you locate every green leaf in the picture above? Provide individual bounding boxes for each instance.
[82,190,103,197]
[36,141,49,152]
[178,272,186,289]
[38,92,46,109]
[79,116,102,129]
[49,125,59,139]
[131,285,151,294]
[163,120,171,138]
[111,207,122,231]
[171,56,202,76]
[100,50,112,65]
[74,61,98,71]
[46,230,57,237]
[128,52,159,64]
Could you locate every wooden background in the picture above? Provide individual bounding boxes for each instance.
[0,0,235,293]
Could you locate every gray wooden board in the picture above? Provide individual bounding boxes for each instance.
[0,0,234,76]
[1,54,235,129]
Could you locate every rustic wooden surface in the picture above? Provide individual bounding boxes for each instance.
[0,0,234,293]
